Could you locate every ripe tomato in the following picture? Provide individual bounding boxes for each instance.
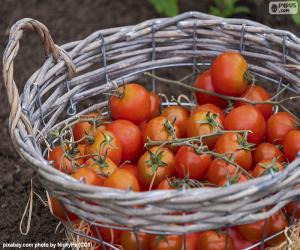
[197,231,234,250]
[92,226,122,245]
[253,142,285,165]
[267,112,298,144]
[252,159,284,178]
[85,157,118,177]
[110,83,151,124]
[71,167,105,186]
[191,103,225,124]
[237,218,271,242]
[187,110,223,149]
[150,235,182,250]
[138,146,176,188]
[214,132,253,170]
[48,145,84,173]
[143,116,181,143]
[236,85,272,121]
[283,130,300,161]
[186,233,199,250]
[285,200,300,219]
[107,119,143,162]
[175,146,211,180]
[218,173,248,186]
[211,51,248,96]
[161,105,189,137]
[194,70,228,108]
[120,164,139,179]
[207,159,237,185]
[267,211,288,246]
[229,227,260,250]
[48,196,77,221]
[85,129,122,165]
[103,169,140,191]
[121,231,150,250]
[157,179,174,190]
[224,105,266,144]
[148,92,161,120]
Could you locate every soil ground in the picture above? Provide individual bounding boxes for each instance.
[0,0,299,248]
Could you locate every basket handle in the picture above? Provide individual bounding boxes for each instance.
[2,18,76,146]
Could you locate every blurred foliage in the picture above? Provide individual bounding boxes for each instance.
[209,0,250,18]
[149,0,179,16]
[291,0,300,25]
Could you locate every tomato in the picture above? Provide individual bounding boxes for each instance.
[207,159,237,185]
[48,145,84,173]
[252,159,284,178]
[211,51,248,96]
[110,83,151,124]
[285,200,300,219]
[283,130,300,161]
[149,92,161,120]
[107,119,143,162]
[157,179,174,190]
[214,132,253,170]
[197,231,234,250]
[236,85,273,121]
[121,231,150,250]
[194,70,228,109]
[185,233,199,250]
[85,157,118,177]
[120,164,139,179]
[92,226,122,245]
[48,196,77,221]
[143,116,181,143]
[224,105,266,144]
[150,235,182,250]
[229,227,260,250]
[191,104,225,124]
[253,142,285,165]
[267,211,288,246]
[267,112,298,144]
[237,218,271,242]
[187,110,223,149]
[85,129,122,165]
[175,146,211,180]
[71,167,105,186]
[218,173,248,186]
[138,146,176,188]
[103,169,140,191]
[161,105,189,137]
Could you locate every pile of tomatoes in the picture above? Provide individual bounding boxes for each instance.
[47,51,300,250]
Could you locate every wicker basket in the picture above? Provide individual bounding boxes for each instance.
[3,11,300,249]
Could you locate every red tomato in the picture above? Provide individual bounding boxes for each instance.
[143,116,181,143]
[252,159,284,178]
[92,226,122,245]
[187,110,223,149]
[85,157,118,177]
[186,233,199,250]
[214,132,253,170]
[253,142,285,165]
[283,130,300,161]
[157,179,174,190]
[197,231,234,250]
[48,196,77,221]
[110,83,151,124]
[138,146,176,188]
[218,173,248,186]
[150,235,182,250]
[191,104,225,124]
[148,92,161,120]
[224,105,266,144]
[285,199,300,219]
[121,231,150,250]
[175,146,211,180]
[237,218,271,242]
[107,119,143,162]
[85,129,122,165]
[267,211,288,246]
[71,167,105,186]
[211,51,248,96]
[48,145,84,173]
[267,112,298,144]
[103,169,140,191]
[120,164,139,179]
[161,106,189,137]
[236,85,273,121]
[194,70,228,108]
[229,227,260,250]
[207,159,237,185]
